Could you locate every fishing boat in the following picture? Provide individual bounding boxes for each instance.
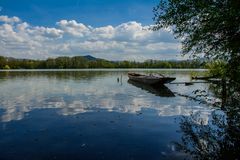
[128,73,175,85]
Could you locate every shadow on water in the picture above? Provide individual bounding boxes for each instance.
[127,80,175,97]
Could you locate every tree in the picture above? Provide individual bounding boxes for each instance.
[153,0,240,81]
[153,0,240,59]
[153,2,240,158]
[0,56,6,68]
[3,65,10,69]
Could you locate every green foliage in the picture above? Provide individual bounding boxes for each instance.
[205,60,227,78]
[153,0,240,60]
[0,56,6,68]
[3,65,10,70]
[153,0,240,84]
[0,55,204,69]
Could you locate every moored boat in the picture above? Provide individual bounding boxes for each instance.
[128,72,175,85]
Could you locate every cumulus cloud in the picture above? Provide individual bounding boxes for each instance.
[57,20,90,37]
[0,15,181,61]
[29,26,63,38]
[0,15,20,23]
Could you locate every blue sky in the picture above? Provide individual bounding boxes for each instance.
[0,0,181,61]
[1,0,158,26]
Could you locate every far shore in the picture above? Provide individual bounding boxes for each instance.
[0,68,208,72]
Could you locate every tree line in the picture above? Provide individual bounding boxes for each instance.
[0,56,204,69]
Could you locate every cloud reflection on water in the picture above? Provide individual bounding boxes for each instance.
[0,71,212,122]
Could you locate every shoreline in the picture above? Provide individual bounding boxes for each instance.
[0,68,208,72]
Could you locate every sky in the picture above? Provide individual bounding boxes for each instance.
[0,0,182,61]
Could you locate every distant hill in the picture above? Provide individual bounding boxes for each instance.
[83,55,98,61]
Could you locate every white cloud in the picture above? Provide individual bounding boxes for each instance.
[57,20,90,37]
[0,15,20,23]
[16,22,29,31]
[0,15,181,61]
[30,26,63,38]
[92,25,115,39]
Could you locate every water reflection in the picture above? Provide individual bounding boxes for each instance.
[0,70,217,160]
[0,70,210,122]
[175,81,240,159]
[128,79,175,97]
[176,108,240,159]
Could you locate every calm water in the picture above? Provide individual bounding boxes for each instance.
[0,69,213,160]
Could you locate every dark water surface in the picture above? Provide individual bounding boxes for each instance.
[0,69,213,160]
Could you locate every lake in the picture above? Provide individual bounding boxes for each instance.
[0,69,214,160]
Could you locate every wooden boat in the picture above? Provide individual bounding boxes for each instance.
[128,73,175,85]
